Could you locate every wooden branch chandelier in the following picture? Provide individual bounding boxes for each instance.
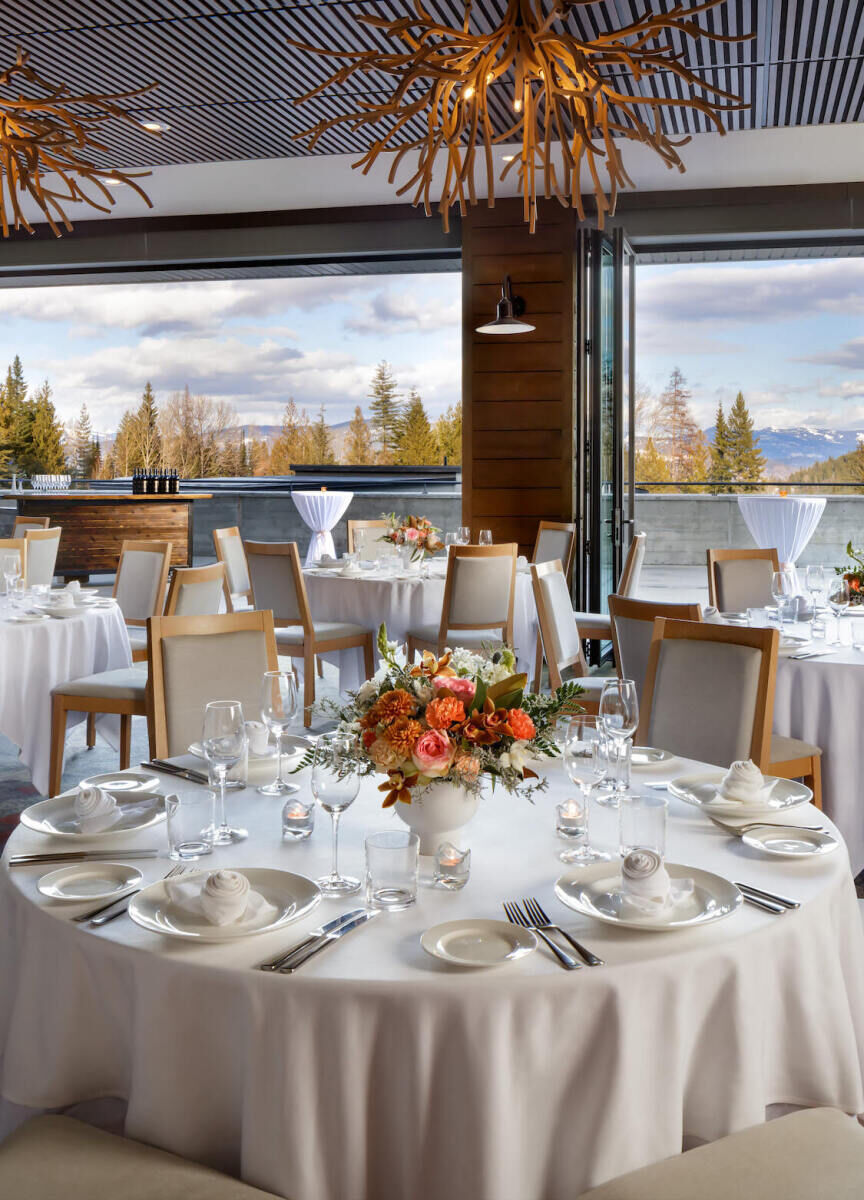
[290,0,751,232]
[0,48,160,237]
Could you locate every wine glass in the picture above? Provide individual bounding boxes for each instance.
[312,734,361,895]
[771,569,796,631]
[806,565,826,609]
[457,526,471,545]
[828,578,850,645]
[478,529,493,546]
[3,551,21,600]
[202,700,248,845]
[259,671,299,796]
[598,679,639,804]
[559,716,611,863]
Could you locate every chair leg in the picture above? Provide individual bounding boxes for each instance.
[304,647,315,729]
[807,755,822,811]
[363,634,374,680]
[406,636,417,665]
[86,712,96,749]
[49,695,68,798]
[533,631,544,693]
[316,656,324,678]
[119,713,132,771]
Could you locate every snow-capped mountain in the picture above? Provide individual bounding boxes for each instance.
[705,426,864,474]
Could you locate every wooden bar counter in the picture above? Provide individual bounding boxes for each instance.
[3,492,212,578]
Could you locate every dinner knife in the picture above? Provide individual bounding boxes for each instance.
[141,759,209,785]
[278,910,380,974]
[739,890,785,915]
[735,882,800,910]
[257,907,367,971]
[9,849,160,867]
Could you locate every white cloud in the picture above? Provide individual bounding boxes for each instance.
[803,339,864,371]
[346,288,460,335]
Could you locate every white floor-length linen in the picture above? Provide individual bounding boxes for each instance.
[738,495,826,566]
[0,606,131,795]
[292,491,353,565]
[2,754,863,1200]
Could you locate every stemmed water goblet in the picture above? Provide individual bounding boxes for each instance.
[598,679,639,805]
[559,716,611,863]
[2,551,21,605]
[202,700,248,845]
[312,734,361,896]
[828,578,850,645]
[806,565,826,611]
[259,670,300,796]
[771,569,797,631]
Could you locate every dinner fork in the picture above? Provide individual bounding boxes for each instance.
[522,897,604,966]
[706,814,824,836]
[503,901,580,970]
[72,864,188,924]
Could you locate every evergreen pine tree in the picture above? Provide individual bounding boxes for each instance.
[308,405,335,464]
[654,367,708,491]
[28,381,66,473]
[710,402,732,491]
[634,437,672,491]
[367,361,403,460]
[395,390,438,465]
[725,391,766,491]
[134,381,161,469]
[2,355,30,471]
[343,405,375,465]
[72,404,96,478]
[433,403,462,465]
[90,437,103,478]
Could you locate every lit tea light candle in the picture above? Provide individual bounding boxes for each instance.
[434,842,470,890]
[556,800,586,840]
[281,798,315,841]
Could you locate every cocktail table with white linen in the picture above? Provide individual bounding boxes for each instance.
[292,491,353,566]
[1,751,862,1200]
[737,495,826,569]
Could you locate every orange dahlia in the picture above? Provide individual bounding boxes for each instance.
[363,688,417,727]
[425,695,466,730]
[383,716,424,757]
[508,708,536,740]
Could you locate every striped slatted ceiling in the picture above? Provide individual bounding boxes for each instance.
[0,1,861,169]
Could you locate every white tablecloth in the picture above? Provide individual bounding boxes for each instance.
[738,496,826,566]
[304,559,538,691]
[292,491,353,566]
[2,755,863,1200]
[0,605,131,795]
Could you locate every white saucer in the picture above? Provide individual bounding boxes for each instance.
[421,919,536,967]
[79,771,160,793]
[669,771,812,817]
[740,826,839,858]
[38,862,143,902]
[631,746,676,769]
[555,862,742,931]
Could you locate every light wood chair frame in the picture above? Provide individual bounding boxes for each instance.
[113,539,173,662]
[12,515,50,534]
[532,520,577,581]
[608,594,703,688]
[245,540,374,727]
[407,542,517,663]
[618,531,647,599]
[531,559,601,710]
[707,546,780,610]
[146,609,279,758]
[347,519,390,555]
[163,561,226,615]
[23,527,61,587]
[50,675,148,797]
[213,526,253,612]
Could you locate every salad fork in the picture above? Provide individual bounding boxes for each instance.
[503,900,580,970]
[522,897,604,966]
[707,814,824,836]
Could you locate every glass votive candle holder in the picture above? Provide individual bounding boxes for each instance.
[433,841,471,890]
[618,792,667,859]
[556,799,587,841]
[281,797,315,841]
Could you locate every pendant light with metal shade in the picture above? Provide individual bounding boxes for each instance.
[475,276,535,336]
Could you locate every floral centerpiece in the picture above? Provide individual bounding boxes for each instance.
[299,626,583,852]
[379,513,444,563]
[835,541,864,604]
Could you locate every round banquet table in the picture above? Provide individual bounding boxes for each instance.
[292,491,353,566]
[303,557,539,691]
[0,604,131,796]
[737,495,826,567]
[2,755,863,1200]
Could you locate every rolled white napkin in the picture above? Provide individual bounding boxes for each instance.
[74,785,120,834]
[718,760,775,804]
[165,870,279,928]
[702,606,724,624]
[318,554,336,566]
[340,563,360,577]
[619,849,693,915]
[516,555,529,571]
[245,720,270,756]
[64,580,81,595]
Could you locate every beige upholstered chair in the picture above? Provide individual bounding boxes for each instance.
[113,539,173,662]
[406,543,517,661]
[245,540,374,726]
[566,531,649,646]
[23,526,61,587]
[213,525,253,611]
[707,546,779,611]
[638,617,822,805]
[147,610,279,757]
[348,519,398,558]
[608,595,703,702]
[12,515,49,535]
[164,561,226,616]
[50,663,148,795]
[531,559,605,711]
[532,520,577,580]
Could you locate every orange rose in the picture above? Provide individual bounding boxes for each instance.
[508,708,536,740]
[425,696,466,729]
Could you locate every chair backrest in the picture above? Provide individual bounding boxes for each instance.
[531,559,588,689]
[213,526,253,611]
[532,521,577,580]
[147,610,279,758]
[23,527,61,587]
[618,531,647,598]
[348,519,398,558]
[245,541,310,632]
[608,595,703,703]
[707,547,779,611]
[164,562,226,617]
[441,543,516,643]
[112,540,173,625]
[13,516,50,535]
[637,617,778,768]
[0,538,27,581]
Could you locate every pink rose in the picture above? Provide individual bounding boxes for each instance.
[433,675,476,703]
[405,527,420,541]
[412,729,455,778]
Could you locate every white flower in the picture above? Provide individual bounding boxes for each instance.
[356,679,378,705]
[499,743,532,772]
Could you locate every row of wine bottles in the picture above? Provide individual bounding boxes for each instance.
[132,469,180,495]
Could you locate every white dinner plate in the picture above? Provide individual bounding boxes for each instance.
[5,613,47,623]
[669,771,812,817]
[36,605,85,620]
[740,826,839,859]
[421,919,536,967]
[128,868,320,941]
[79,770,160,793]
[38,862,143,902]
[630,746,677,769]
[20,791,167,838]
[555,862,742,931]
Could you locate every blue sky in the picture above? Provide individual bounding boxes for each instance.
[2,257,864,435]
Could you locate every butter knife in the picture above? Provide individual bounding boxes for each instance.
[278,910,379,973]
[10,849,160,866]
[141,759,209,785]
[257,907,366,971]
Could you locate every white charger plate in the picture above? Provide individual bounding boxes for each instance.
[20,791,166,838]
[421,919,536,967]
[555,862,741,931]
[631,746,677,769]
[38,862,143,902]
[79,771,160,793]
[740,826,839,859]
[128,868,320,941]
[669,771,812,817]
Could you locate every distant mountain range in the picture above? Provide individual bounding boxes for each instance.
[704,426,864,478]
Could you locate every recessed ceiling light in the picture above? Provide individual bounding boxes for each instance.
[104,176,123,187]
[141,120,169,133]
[502,154,516,162]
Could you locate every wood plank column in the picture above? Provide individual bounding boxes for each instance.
[462,198,577,558]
